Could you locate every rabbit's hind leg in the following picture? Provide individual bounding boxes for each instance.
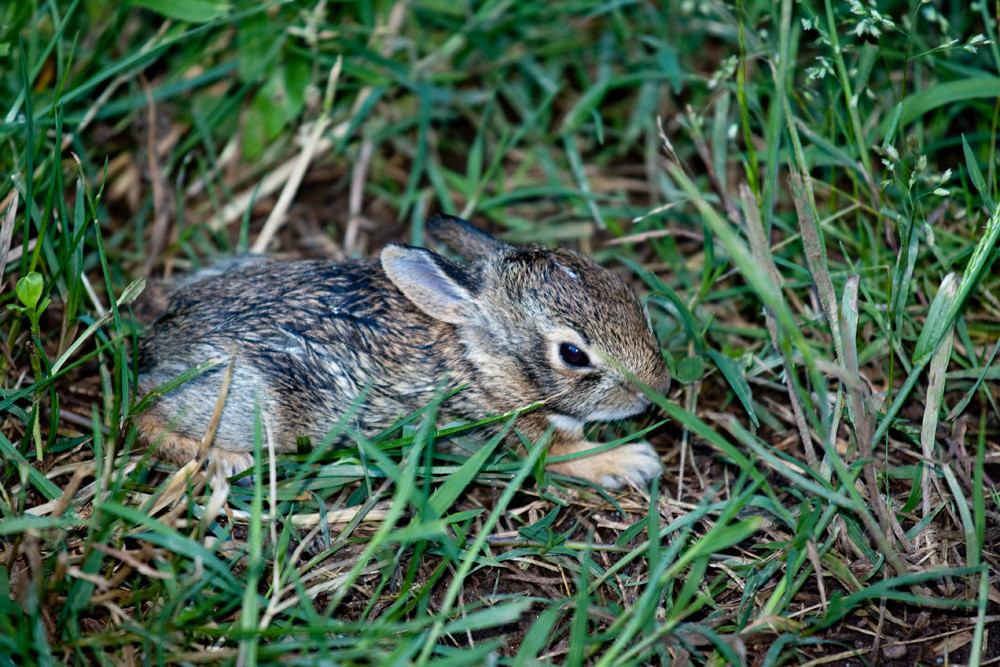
[137,412,203,465]
[136,412,256,481]
[207,448,258,483]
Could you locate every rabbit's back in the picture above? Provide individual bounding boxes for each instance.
[137,258,464,454]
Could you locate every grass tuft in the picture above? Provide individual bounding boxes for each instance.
[2,0,1000,663]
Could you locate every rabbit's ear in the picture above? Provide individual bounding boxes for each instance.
[381,244,481,325]
[427,215,510,260]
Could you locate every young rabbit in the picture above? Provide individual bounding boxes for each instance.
[136,215,670,489]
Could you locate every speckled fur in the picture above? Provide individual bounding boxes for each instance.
[136,216,670,488]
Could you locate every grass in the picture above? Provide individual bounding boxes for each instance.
[2,0,1000,663]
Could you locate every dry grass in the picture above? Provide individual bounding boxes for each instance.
[2,0,1000,664]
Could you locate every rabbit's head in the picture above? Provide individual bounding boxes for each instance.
[381,216,669,427]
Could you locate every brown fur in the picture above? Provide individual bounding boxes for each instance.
[136,216,670,488]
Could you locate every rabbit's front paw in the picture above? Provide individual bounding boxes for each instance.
[598,441,663,489]
[545,440,662,490]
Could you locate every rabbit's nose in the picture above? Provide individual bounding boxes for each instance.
[652,372,671,396]
[641,364,670,396]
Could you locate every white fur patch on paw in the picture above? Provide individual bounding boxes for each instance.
[601,442,662,490]
[210,450,256,483]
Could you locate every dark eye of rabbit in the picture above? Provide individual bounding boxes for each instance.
[559,342,591,368]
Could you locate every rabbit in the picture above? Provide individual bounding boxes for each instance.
[135,215,670,489]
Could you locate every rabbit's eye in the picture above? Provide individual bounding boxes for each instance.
[559,343,591,368]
